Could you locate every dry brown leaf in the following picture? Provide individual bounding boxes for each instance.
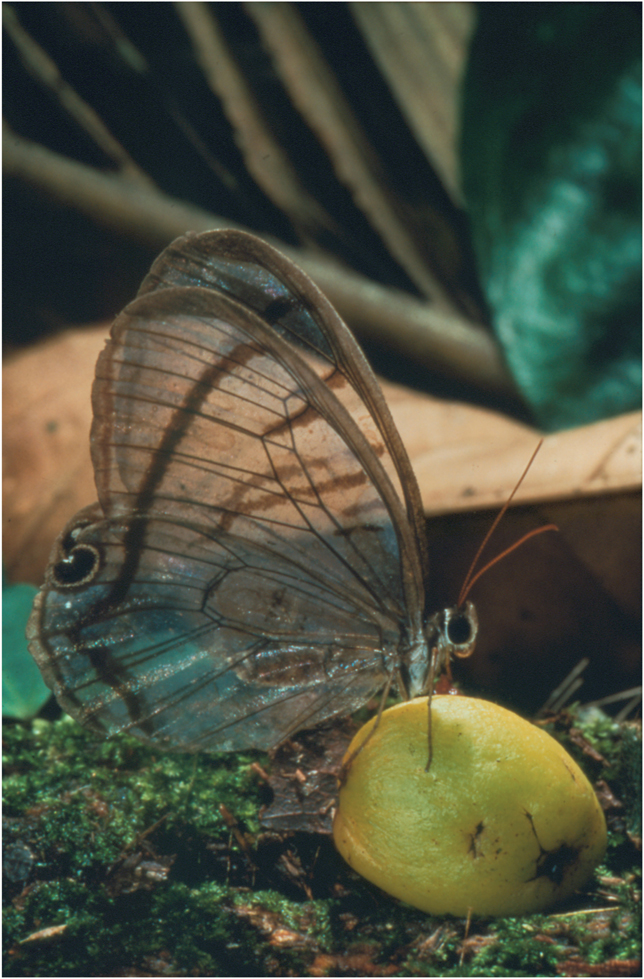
[3,326,641,592]
[382,380,642,515]
[3,326,104,584]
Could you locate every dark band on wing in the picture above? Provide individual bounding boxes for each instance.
[59,341,262,730]
[100,339,261,613]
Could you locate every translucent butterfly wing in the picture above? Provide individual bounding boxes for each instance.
[137,229,428,573]
[28,233,429,752]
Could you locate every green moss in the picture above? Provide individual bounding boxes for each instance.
[3,712,640,977]
[466,919,558,976]
[3,715,262,839]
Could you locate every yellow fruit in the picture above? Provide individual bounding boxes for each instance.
[333,696,606,917]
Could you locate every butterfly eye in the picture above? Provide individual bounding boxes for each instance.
[441,601,478,659]
[51,537,100,588]
[446,612,474,646]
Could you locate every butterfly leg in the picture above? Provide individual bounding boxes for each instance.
[338,669,396,786]
[424,643,442,772]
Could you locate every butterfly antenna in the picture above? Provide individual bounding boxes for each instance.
[458,440,558,607]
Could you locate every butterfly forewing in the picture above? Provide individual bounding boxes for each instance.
[138,230,428,572]
[27,232,430,752]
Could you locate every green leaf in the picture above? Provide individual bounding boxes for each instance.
[2,574,50,719]
[461,3,641,431]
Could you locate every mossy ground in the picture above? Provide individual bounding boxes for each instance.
[3,709,640,977]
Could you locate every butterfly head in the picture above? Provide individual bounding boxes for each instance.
[399,601,478,700]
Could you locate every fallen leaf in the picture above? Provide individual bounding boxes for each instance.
[382,380,641,514]
[3,327,105,584]
[4,327,641,589]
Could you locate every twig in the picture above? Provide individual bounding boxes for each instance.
[3,129,515,395]
[3,4,153,186]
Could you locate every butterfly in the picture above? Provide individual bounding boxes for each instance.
[27,230,478,754]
